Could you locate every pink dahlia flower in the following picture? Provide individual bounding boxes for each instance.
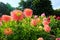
[34,15,38,19]
[43,18,47,21]
[43,18,50,25]
[41,13,45,17]
[44,25,51,32]
[43,21,49,25]
[56,38,60,40]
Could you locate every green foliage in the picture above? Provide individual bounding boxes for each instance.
[1,15,60,40]
[0,16,55,40]
[49,16,60,38]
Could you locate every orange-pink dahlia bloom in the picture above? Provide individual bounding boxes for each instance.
[23,8,33,18]
[4,28,13,35]
[11,10,24,21]
[36,18,40,23]
[30,19,37,26]
[2,15,11,22]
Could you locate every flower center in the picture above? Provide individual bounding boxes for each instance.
[17,12,21,16]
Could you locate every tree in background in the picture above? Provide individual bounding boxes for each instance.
[32,0,54,15]
[0,2,15,16]
[6,3,15,15]
[18,0,32,10]
[0,2,8,16]
[18,0,53,16]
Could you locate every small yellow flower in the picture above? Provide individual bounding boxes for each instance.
[38,26,43,30]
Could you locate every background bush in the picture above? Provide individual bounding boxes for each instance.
[54,9,60,16]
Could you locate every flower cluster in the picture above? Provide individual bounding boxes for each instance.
[0,8,60,40]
